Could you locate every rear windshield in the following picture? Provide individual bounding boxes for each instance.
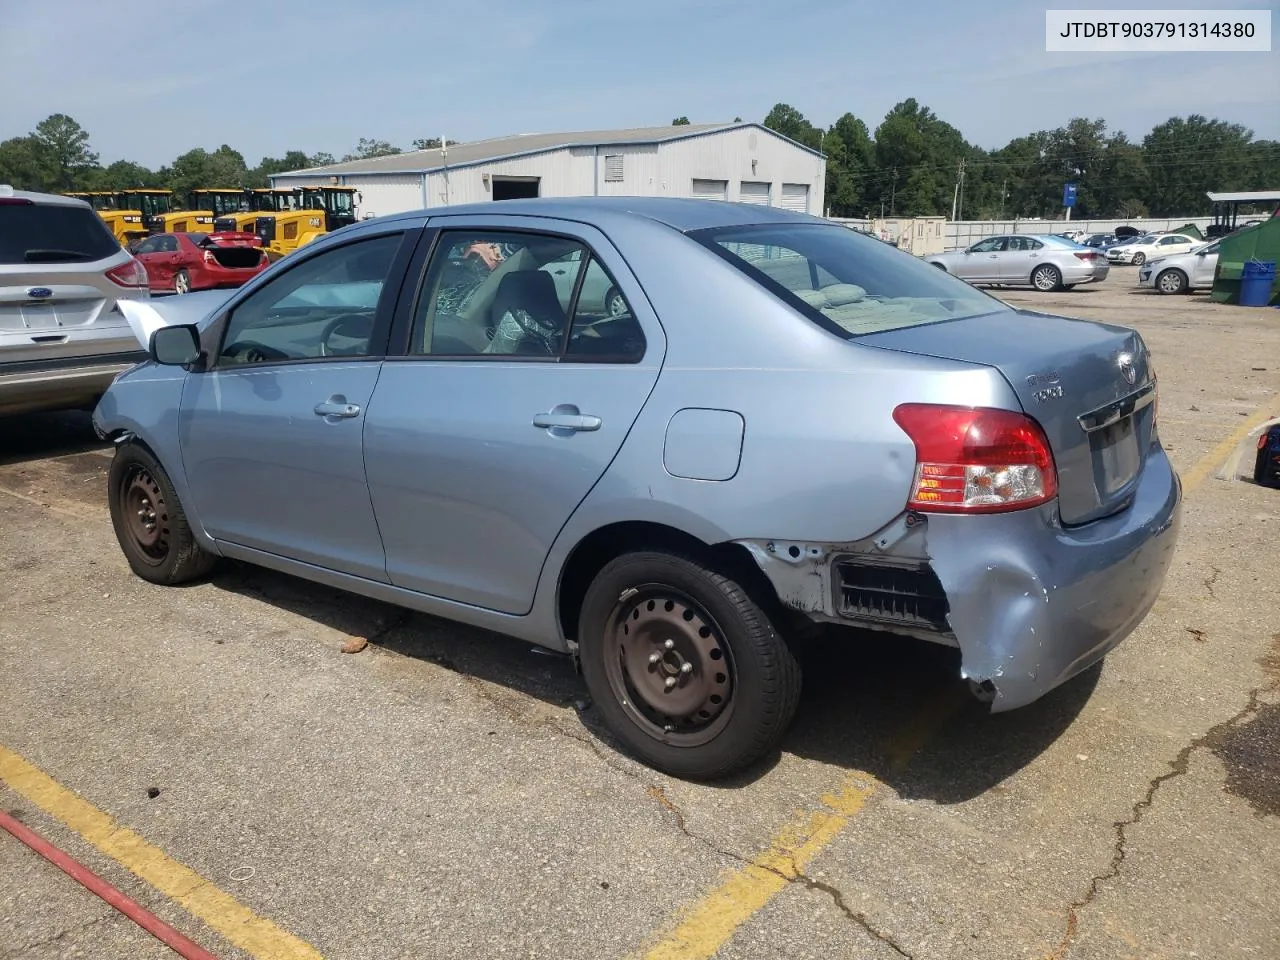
[0,203,121,264]
[691,222,1008,337]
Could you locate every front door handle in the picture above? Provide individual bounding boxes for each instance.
[534,405,601,435]
[314,397,361,419]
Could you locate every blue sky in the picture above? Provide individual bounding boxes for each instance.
[0,0,1275,167]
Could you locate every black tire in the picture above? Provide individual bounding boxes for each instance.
[1155,268,1187,295]
[1132,252,1146,266]
[1062,284,1077,291]
[577,551,802,780]
[604,286,627,317]
[1031,263,1062,291]
[108,443,217,585]
[173,269,191,295]
[1255,446,1268,485]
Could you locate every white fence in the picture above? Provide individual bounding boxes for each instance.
[829,215,1216,252]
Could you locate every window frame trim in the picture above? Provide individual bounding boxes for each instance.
[391,223,649,366]
[202,227,419,373]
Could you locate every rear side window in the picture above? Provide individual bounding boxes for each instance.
[692,222,1009,338]
[0,203,121,264]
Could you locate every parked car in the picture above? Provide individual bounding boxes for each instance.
[1137,239,1221,294]
[926,234,1109,290]
[1054,230,1088,243]
[1080,233,1119,250]
[1107,233,1200,266]
[93,198,1182,780]
[0,185,150,417]
[129,231,270,295]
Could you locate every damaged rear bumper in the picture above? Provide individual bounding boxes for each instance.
[737,444,1182,712]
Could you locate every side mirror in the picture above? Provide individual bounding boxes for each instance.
[150,324,203,367]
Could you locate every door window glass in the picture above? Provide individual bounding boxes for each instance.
[218,232,403,367]
[412,231,587,357]
[971,237,1007,253]
[155,235,179,253]
[564,256,645,362]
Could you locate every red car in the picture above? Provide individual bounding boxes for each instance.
[130,231,269,295]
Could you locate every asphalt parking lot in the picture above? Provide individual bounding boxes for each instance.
[2,269,1278,960]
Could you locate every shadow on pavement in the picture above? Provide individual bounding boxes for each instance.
[0,411,106,466]
[213,562,1095,801]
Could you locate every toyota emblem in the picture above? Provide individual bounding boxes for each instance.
[1118,352,1136,385]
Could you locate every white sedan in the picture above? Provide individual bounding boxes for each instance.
[1107,233,1202,266]
[1138,239,1220,294]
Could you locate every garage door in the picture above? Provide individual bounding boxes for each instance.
[692,179,728,201]
[739,181,771,205]
[780,183,809,213]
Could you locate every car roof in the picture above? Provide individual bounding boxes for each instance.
[415,196,822,233]
[0,184,93,208]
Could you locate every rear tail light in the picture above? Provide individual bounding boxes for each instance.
[0,197,34,206]
[105,256,148,288]
[892,404,1058,513]
[203,249,217,265]
[1074,251,1099,261]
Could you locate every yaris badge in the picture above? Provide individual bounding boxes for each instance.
[1118,352,1137,385]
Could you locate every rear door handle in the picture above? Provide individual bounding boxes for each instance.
[533,409,601,433]
[314,397,361,419]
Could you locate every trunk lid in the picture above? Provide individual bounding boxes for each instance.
[860,309,1156,526]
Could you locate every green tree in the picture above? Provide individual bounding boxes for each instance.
[762,103,822,151]
[31,113,99,191]
[166,145,248,199]
[411,138,456,150]
[823,113,874,216]
[342,138,400,162]
[1142,115,1258,215]
[871,100,969,216]
[0,136,47,190]
[90,159,157,191]
[671,116,690,126]
[246,150,312,187]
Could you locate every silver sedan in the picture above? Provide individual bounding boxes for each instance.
[927,234,1110,291]
[93,198,1179,780]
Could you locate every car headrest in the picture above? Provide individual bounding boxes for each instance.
[493,269,564,322]
[821,283,867,306]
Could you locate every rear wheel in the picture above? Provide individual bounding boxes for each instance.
[1155,268,1187,295]
[173,269,191,295]
[604,286,627,317]
[577,551,802,780]
[1031,264,1062,291]
[108,443,217,585]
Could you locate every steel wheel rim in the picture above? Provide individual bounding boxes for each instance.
[602,585,736,747]
[1033,266,1057,290]
[120,467,170,564]
[1158,271,1182,293]
[1133,253,1145,266]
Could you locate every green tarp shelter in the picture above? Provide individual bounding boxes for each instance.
[1211,216,1280,305]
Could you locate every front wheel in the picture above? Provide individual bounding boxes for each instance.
[1031,264,1062,291]
[577,551,802,780]
[1155,268,1187,295]
[108,443,217,585]
[1132,252,1147,266]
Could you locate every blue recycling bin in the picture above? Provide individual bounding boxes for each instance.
[1239,260,1276,307]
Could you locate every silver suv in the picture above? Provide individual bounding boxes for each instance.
[1,185,150,417]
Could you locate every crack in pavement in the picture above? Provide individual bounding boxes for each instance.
[0,911,114,959]
[1047,680,1279,960]
[1203,565,1220,599]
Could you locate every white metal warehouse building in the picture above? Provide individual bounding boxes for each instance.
[270,122,826,219]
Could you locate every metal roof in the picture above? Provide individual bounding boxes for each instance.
[1206,190,1280,203]
[273,122,824,179]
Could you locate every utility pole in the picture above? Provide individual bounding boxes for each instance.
[999,179,1007,219]
[957,159,967,222]
[890,169,898,218]
[951,159,966,222]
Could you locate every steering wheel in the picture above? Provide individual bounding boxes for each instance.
[319,312,374,357]
[222,340,289,364]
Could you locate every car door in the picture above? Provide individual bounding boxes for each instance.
[959,237,1005,280]
[179,228,416,581]
[130,235,163,288]
[1191,241,1220,287]
[362,218,663,614]
[147,234,181,290]
[998,235,1039,281]
[1161,235,1194,256]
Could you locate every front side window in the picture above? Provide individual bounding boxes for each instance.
[218,232,403,367]
[411,230,644,361]
[694,222,1009,337]
[970,237,1006,253]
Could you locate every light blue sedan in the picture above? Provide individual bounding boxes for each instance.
[94,198,1182,780]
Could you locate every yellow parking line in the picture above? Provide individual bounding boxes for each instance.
[1180,402,1279,494]
[0,745,325,960]
[633,775,875,960]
